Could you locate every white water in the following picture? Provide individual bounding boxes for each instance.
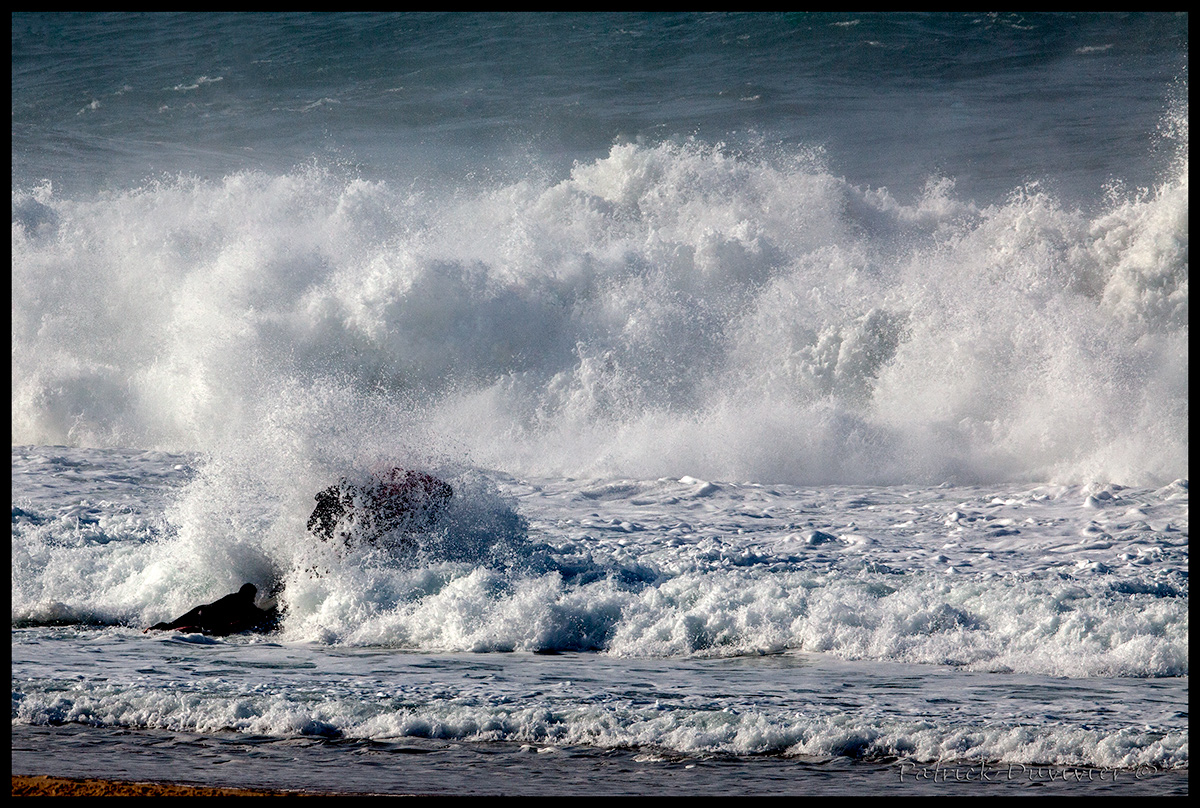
[11,444,1189,772]
[12,446,1188,679]
[12,133,1189,488]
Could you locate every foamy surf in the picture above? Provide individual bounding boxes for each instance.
[11,135,1188,487]
[12,447,1187,680]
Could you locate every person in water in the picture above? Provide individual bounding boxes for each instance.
[145,583,279,636]
[146,470,452,634]
[307,467,453,546]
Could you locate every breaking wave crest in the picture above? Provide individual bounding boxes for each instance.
[11,122,1188,486]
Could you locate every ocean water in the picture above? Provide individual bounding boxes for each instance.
[11,13,1188,795]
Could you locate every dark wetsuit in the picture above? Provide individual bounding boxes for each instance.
[146,583,278,636]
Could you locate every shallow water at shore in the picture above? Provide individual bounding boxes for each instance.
[11,723,1188,796]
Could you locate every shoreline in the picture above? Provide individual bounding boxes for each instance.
[12,722,1189,797]
[11,775,357,798]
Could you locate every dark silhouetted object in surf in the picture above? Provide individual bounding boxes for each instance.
[307,468,453,548]
[144,583,279,636]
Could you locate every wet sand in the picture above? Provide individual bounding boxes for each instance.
[11,775,349,797]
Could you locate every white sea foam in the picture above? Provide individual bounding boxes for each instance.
[10,632,1188,768]
[11,448,1188,679]
[11,130,1188,488]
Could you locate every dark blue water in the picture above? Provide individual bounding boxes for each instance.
[12,12,1188,202]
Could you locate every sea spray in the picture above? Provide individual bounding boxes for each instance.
[14,136,1187,485]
